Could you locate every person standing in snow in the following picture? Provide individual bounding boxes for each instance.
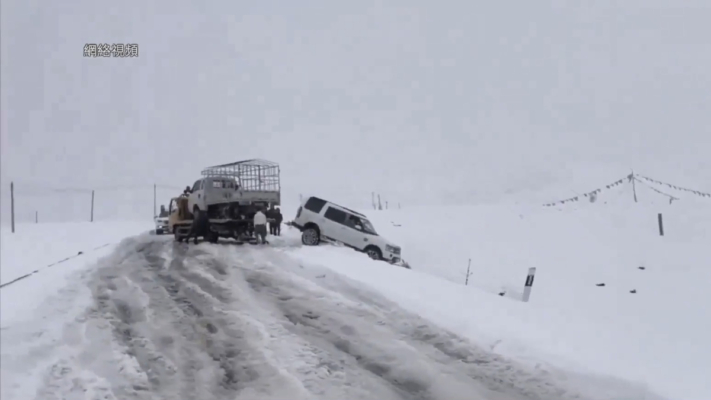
[253,207,268,244]
[267,205,277,235]
[185,210,209,244]
[274,207,283,236]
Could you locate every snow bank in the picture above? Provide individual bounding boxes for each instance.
[0,221,152,284]
[0,221,152,326]
[288,202,711,400]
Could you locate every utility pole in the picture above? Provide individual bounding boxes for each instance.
[90,190,95,222]
[153,184,157,218]
[630,169,638,203]
[10,182,15,233]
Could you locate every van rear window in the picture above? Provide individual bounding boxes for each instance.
[304,197,327,213]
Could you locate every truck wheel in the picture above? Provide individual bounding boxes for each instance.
[301,227,320,246]
[365,246,382,260]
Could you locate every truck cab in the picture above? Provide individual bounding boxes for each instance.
[187,177,240,215]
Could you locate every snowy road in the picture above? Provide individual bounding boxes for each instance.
[3,235,662,400]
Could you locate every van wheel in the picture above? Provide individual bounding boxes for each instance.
[302,227,320,246]
[365,246,382,260]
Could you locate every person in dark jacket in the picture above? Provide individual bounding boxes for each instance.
[185,210,209,244]
[267,205,278,235]
[273,207,283,236]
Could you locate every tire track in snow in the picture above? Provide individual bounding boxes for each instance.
[30,236,663,400]
[75,238,307,400]
[219,245,665,400]
[238,264,533,400]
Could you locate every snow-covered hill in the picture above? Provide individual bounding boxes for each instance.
[329,201,711,399]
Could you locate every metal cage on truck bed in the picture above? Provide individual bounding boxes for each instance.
[201,159,281,204]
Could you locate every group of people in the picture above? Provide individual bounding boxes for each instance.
[252,205,283,244]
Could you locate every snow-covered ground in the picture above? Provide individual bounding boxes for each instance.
[283,197,711,399]
[1,200,709,399]
[0,221,153,325]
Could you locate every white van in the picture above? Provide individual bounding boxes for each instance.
[292,196,402,264]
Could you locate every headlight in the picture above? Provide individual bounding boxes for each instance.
[385,245,401,254]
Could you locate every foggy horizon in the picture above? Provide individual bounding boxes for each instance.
[2,0,710,223]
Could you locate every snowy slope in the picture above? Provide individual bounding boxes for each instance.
[284,198,711,400]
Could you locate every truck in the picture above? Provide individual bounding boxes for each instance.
[168,159,280,244]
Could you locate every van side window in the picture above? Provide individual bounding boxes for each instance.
[344,214,363,230]
[324,207,347,224]
[304,197,327,213]
[192,180,202,192]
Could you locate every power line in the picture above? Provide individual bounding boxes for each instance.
[6,181,185,195]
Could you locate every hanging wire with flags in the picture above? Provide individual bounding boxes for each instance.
[543,175,629,207]
[635,174,711,198]
[632,177,679,203]
[542,172,710,207]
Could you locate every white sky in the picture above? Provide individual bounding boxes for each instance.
[2,0,710,222]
